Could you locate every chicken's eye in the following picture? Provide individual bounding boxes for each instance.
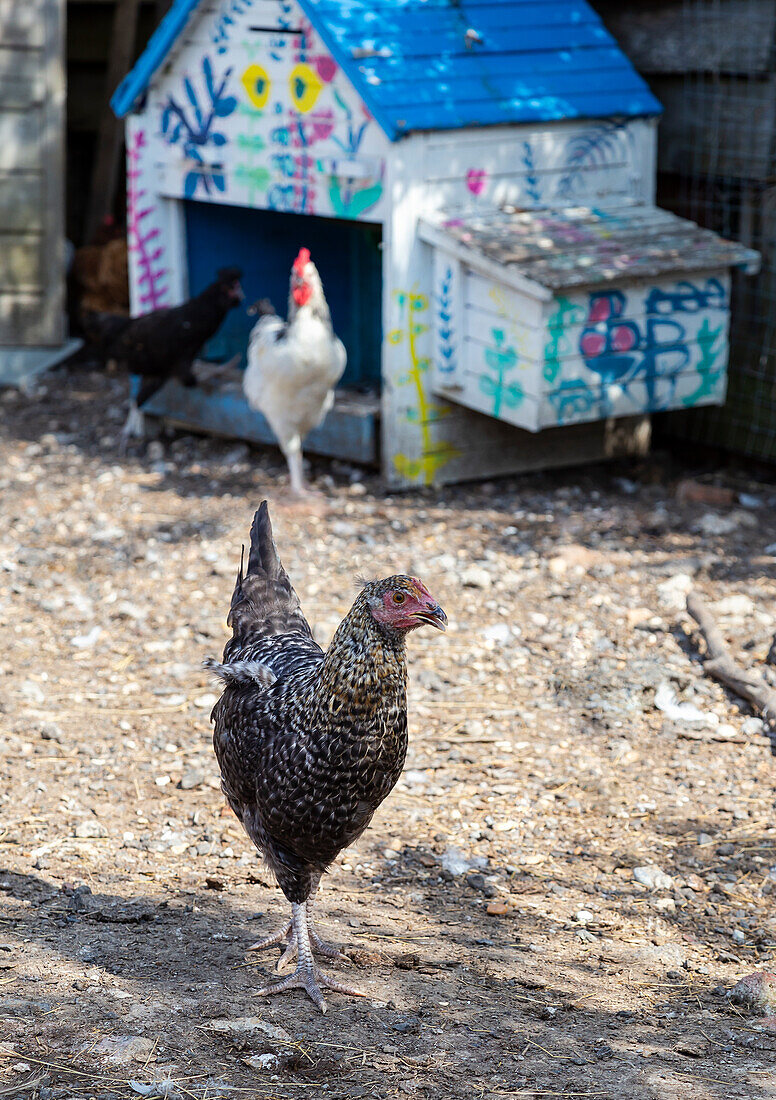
[392,592,406,605]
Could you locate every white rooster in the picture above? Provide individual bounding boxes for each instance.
[243,248,346,496]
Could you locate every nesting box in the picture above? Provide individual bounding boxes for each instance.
[422,204,758,433]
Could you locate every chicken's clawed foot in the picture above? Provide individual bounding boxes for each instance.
[252,901,365,1013]
[256,963,366,1015]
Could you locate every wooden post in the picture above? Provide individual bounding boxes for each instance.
[84,0,142,243]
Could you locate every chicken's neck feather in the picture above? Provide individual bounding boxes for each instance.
[317,600,408,717]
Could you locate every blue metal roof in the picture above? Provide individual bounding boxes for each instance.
[112,0,661,136]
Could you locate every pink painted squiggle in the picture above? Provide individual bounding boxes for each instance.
[127,129,169,313]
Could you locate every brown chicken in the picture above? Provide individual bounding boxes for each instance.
[207,502,447,1012]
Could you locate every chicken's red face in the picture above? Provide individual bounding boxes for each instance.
[291,247,314,307]
[369,576,447,634]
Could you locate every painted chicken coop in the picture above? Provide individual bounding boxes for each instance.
[112,0,758,487]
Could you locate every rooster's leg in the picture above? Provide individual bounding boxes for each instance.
[282,437,307,496]
[255,902,366,1014]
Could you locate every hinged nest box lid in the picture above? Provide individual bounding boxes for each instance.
[420,203,760,435]
[420,203,761,292]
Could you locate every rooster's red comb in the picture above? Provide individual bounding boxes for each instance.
[293,247,311,275]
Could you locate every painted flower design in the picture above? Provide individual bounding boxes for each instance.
[160,57,237,197]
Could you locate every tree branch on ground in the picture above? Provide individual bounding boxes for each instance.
[686,591,776,750]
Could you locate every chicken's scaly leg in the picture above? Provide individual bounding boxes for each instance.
[248,882,344,969]
[282,436,307,496]
[255,902,366,1014]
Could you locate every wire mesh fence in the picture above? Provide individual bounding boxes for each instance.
[653,0,776,460]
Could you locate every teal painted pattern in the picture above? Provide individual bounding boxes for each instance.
[480,328,522,417]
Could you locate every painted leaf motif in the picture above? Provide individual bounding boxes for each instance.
[328,179,383,219]
[211,132,227,146]
[203,56,215,98]
[214,95,237,117]
[485,345,517,371]
[479,376,497,399]
[184,171,199,199]
[184,78,203,128]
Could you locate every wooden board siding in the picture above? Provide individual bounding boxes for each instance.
[409,118,657,215]
[430,263,732,433]
[0,0,65,347]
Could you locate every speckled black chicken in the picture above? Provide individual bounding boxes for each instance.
[207,502,446,1012]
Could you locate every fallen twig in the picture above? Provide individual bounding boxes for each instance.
[686,591,776,748]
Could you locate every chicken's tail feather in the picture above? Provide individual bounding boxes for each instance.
[225,501,313,651]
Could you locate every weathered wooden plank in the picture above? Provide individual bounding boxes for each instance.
[0,0,45,47]
[427,205,759,290]
[0,174,43,231]
[0,235,43,291]
[594,0,776,76]
[0,77,42,109]
[0,48,44,108]
[0,292,53,343]
[140,380,380,465]
[430,414,651,486]
[0,113,42,171]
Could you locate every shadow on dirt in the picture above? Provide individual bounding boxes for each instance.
[2,863,774,1100]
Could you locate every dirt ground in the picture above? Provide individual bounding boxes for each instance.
[1,365,776,1100]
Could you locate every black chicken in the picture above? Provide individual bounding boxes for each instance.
[207,502,447,1012]
[82,267,243,449]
